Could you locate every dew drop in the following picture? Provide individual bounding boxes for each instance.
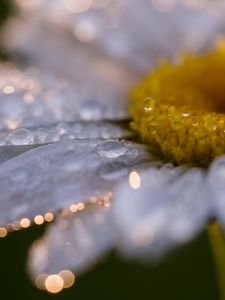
[34,127,48,144]
[57,123,70,135]
[9,128,34,145]
[97,140,127,158]
[143,97,155,112]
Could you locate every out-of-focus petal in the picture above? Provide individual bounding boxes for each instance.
[208,156,225,230]
[8,0,225,73]
[111,165,210,259]
[28,203,112,282]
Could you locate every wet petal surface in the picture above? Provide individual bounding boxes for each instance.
[0,64,132,132]
[208,156,225,230]
[28,203,112,280]
[112,165,210,259]
[0,139,153,226]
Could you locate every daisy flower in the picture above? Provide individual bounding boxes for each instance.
[1,0,225,296]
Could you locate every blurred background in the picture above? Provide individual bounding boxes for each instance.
[0,225,219,299]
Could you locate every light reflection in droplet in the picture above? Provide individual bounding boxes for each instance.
[0,227,7,238]
[69,204,78,213]
[3,86,15,94]
[44,212,54,222]
[1,193,95,234]
[34,215,45,225]
[44,274,64,294]
[129,171,141,189]
[20,218,31,228]
[58,270,75,289]
[77,202,85,211]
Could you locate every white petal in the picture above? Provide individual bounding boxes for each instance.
[208,156,225,229]
[8,0,225,73]
[28,203,112,279]
[0,139,153,226]
[112,166,210,259]
[0,64,132,131]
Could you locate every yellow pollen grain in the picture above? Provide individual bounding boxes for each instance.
[130,48,225,165]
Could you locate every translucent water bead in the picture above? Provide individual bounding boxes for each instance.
[0,121,132,146]
[130,49,225,165]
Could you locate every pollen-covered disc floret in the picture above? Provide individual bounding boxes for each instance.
[130,49,225,165]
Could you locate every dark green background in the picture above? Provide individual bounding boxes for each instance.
[0,226,218,299]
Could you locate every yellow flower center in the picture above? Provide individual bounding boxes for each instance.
[130,49,225,165]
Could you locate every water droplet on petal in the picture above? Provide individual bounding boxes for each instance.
[97,140,127,158]
[9,128,34,145]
